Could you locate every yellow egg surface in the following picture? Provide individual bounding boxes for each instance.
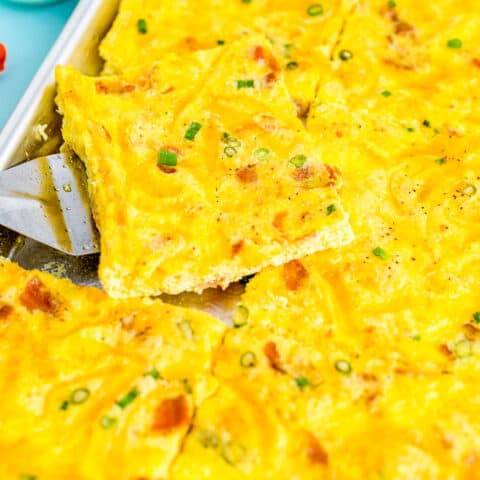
[99,0,357,114]
[56,35,352,298]
[0,259,225,480]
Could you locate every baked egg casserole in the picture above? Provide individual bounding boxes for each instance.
[3,0,480,478]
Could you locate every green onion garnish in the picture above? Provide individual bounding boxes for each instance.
[240,351,257,368]
[184,121,202,141]
[461,184,477,197]
[286,61,299,70]
[453,339,472,359]
[326,204,337,216]
[237,79,255,89]
[406,127,415,132]
[411,334,421,341]
[447,38,462,49]
[387,0,396,7]
[473,312,480,324]
[19,475,37,480]
[100,415,117,429]
[253,147,271,162]
[435,157,446,165]
[423,120,431,127]
[222,132,241,147]
[59,400,69,411]
[241,0,252,3]
[137,19,148,34]
[234,305,249,328]
[217,39,225,45]
[158,149,178,167]
[339,49,353,61]
[373,246,389,260]
[307,4,324,16]
[295,376,311,389]
[116,388,139,409]
[335,360,352,375]
[381,90,392,97]
[70,387,90,405]
[145,367,161,380]
[289,154,307,168]
[221,441,247,465]
[182,378,193,394]
[224,146,237,157]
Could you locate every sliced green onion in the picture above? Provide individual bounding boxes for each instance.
[423,120,431,127]
[335,360,352,375]
[222,132,241,147]
[339,49,353,61]
[234,305,249,328]
[435,157,446,165]
[158,149,178,167]
[137,19,148,34]
[70,387,90,405]
[387,0,396,7]
[381,90,392,97]
[461,184,477,197]
[59,400,69,411]
[177,319,194,340]
[19,475,37,480]
[447,38,462,49]
[473,312,480,324]
[307,4,324,16]
[217,39,225,45]
[326,204,337,216]
[197,429,220,448]
[411,334,421,341]
[372,246,389,260]
[224,146,237,157]
[221,441,247,465]
[240,351,257,368]
[241,0,252,3]
[253,147,271,162]
[116,387,139,409]
[145,367,161,380]
[453,339,472,359]
[100,415,117,429]
[286,61,299,70]
[295,376,311,390]
[406,127,415,132]
[184,121,202,141]
[289,154,307,168]
[237,79,255,89]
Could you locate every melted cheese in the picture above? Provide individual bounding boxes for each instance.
[0,259,225,480]
[100,0,356,113]
[56,36,352,298]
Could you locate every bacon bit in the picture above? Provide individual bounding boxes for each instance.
[120,84,136,93]
[232,240,244,256]
[383,6,399,23]
[463,323,480,341]
[283,260,309,291]
[292,166,313,181]
[95,81,137,95]
[361,373,378,382]
[158,165,177,174]
[253,46,265,62]
[0,305,12,318]
[236,165,258,184]
[152,395,189,433]
[19,277,57,314]
[0,43,6,72]
[438,344,456,361]
[306,433,329,465]
[263,341,285,373]
[472,58,480,69]
[264,72,277,84]
[95,81,110,94]
[395,22,416,36]
[324,164,341,186]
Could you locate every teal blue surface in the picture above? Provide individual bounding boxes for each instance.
[0,0,77,130]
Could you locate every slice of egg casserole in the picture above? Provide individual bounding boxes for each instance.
[56,35,353,298]
[99,0,357,115]
[0,259,225,480]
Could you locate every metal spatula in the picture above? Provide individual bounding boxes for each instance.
[0,154,99,255]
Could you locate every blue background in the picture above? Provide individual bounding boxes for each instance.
[0,0,77,130]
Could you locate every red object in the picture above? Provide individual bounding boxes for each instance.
[0,43,6,72]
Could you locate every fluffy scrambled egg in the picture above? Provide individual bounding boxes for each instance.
[6,0,480,478]
[56,35,352,298]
